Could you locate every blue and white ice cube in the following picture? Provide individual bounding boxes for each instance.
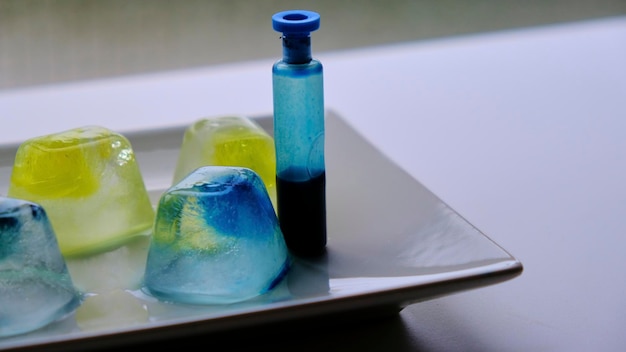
[143,166,290,304]
[0,197,82,337]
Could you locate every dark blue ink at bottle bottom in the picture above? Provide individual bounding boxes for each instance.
[277,172,327,257]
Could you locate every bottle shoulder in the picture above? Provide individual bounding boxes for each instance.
[273,59,323,73]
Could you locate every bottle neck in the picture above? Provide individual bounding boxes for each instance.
[281,34,312,64]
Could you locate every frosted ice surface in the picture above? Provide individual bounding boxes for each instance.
[7,126,155,257]
[65,235,150,294]
[0,197,82,338]
[172,116,277,210]
[143,166,290,304]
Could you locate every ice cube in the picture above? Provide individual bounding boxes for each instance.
[7,126,155,258]
[143,166,290,304]
[172,116,277,210]
[0,196,82,338]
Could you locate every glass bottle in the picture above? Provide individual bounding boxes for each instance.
[272,10,326,257]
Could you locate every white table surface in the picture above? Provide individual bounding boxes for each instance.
[1,15,625,352]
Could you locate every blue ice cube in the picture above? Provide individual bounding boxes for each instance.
[0,197,82,337]
[143,166,290,304]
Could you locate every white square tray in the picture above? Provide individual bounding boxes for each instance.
[0,110,522,351]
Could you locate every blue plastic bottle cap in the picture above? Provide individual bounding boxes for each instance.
[272,10,320,34]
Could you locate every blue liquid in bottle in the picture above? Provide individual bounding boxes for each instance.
[272,10,326,257]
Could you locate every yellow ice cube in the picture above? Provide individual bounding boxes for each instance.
[8,126,155,257]
[172,116,277,210]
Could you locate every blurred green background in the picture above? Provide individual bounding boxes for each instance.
[1,0,625,90]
